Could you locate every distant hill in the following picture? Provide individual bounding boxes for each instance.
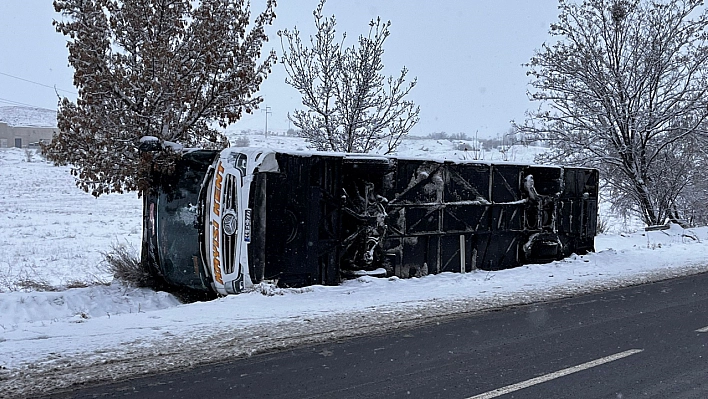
[0,106,57,127]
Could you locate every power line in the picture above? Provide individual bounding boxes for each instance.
[0,97,55,111]
[0,71,77,95]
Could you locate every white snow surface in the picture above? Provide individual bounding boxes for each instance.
[0,106,57,128]
[1,137,708,398]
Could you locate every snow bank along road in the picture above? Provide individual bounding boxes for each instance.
[48,271,708,398]
[4,230,708,399]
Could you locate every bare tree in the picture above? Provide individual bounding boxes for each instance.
[278,0,419,154]
[43,0,277,197]
[669,133,708,226]
[517,0,708,226]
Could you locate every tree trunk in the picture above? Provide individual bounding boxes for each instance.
[635,181,658,226]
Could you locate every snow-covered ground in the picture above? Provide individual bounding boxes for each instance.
[0,106,57,127]
[1,137,707,398]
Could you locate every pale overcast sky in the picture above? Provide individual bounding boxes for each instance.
[0,0,559,137]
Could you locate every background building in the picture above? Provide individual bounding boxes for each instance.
[0,106,57,148]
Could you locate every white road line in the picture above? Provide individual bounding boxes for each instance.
[696,326,708,333]
[466,349,644,399]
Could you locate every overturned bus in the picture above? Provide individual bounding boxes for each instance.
[141,145,599,297]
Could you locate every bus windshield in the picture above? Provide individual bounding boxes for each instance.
[155,150,217,290]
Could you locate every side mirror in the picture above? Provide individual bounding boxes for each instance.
[139,136,161,152]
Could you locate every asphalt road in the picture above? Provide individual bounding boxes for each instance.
[49,272,708,398]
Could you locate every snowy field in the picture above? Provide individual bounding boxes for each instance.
[0,106,57,128]
[1,136,707,398]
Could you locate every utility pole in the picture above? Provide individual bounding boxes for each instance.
[264,106,272,138]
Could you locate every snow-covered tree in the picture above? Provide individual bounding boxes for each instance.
[517,0,708,226]
[43,0,276,197]
[278,0,419,154]
[669,134,708,226]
